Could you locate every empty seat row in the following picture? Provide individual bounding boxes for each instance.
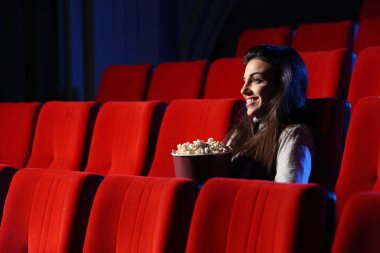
[237,17,380,57]
[97,46,380,105]
[0,169,326,253]
[2,168,380,253]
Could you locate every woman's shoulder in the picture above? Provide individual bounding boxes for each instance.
[279,124,313,144]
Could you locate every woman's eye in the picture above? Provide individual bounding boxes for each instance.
[252,78,262,83]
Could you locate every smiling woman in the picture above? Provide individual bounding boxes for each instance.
[225,45,313,183]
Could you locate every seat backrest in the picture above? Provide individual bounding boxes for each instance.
[292,20,355,52]
[0,102,40,168]
[358,0,380,22]
[300,48,352,99]
[83,175,196,253]
[332,192,380,253]
[294,98,350,192]
[96,64,152,103]
[146,60,207,103]
[85,101,166,176]
[148,99,244,177]
[354,17,380,54]
[334,97,380,216]
[185,178,327,253]
[0,169,101,253]
[236,26,292,57]
[203,58,244,99]
[347,47,380,111]
[25,101,98,171]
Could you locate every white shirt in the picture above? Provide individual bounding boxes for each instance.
[275,125,313,183]
[228,121,313,183]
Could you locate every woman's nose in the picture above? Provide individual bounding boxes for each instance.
[241,84,252,96]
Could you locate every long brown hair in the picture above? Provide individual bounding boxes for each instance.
[225,45,308,173]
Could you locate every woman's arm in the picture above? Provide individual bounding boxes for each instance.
[274,125,314,183]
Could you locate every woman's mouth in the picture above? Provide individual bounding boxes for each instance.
[246,98,258,106]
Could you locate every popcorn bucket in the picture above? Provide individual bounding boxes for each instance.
[172,151,233,184]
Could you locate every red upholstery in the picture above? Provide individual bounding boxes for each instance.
[0,169,101,252]
[292,20,355,52]
[185,178,327,253]
[0,102,40,168]
[359,0,380,22]
[96,64,152,102]
[300,48,352,99]
[295,98,350,192]
[203,58,244,99]
[148,99,244,177]
[83,175,196,253]
[25,101,98,171]
[347,47,380,111]
[146,60,207,103]
[354,17,380,54]
[332,192,380,253]
[236,26,292,57]
[85,101,166,176]
[334,97,380,216]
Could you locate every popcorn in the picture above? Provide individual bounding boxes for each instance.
[172,138,231,155]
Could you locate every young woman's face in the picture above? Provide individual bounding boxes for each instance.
[241,59,279,118]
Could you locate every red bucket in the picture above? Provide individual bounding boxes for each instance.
[172,151,233,184]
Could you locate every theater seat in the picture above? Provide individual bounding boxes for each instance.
[146,60,207,103]
[354,17,380,54]
[346,47,380,111]
[203,58,244,99]
[334,97,380,216]
[358,0,380,22]
[96,64,152,102]
[0,102,40,169]
[292,20,355,52]
[85,101,166,176]
[83,175,196,253]
[295,98,350,192]
[236,26,292,57]
[300,48,352,99]
[185,178,327,253]
[332,192,380,253]
[148,99,244,177]
[25,101,98,171]
[0,169,101,253]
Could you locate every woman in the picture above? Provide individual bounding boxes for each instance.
[226,45,314,183]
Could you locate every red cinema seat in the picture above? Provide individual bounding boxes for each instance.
[0,102,40,169]
[354,17,380,54]
[25,101,98,171]
[332,193,380,253]
[346,47,380,111]
[300,48,352,99]
[0,169,101,252]
[96,64,152,102]
[83,175,196,253]
[334,97,380,217]
[292,20,355,52]
[295,98,350,192]
[203,58,244,99]
[358,0,380,22]
[185,178,327,253]
[85,101,166,176]
[236,26,292,57]
[148,99,244,177]
[0,102,41,223]
[146,60,207,103]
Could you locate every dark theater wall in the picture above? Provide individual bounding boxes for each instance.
[0,0,363,102]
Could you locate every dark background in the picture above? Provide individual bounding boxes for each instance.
[0,0,363,102]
